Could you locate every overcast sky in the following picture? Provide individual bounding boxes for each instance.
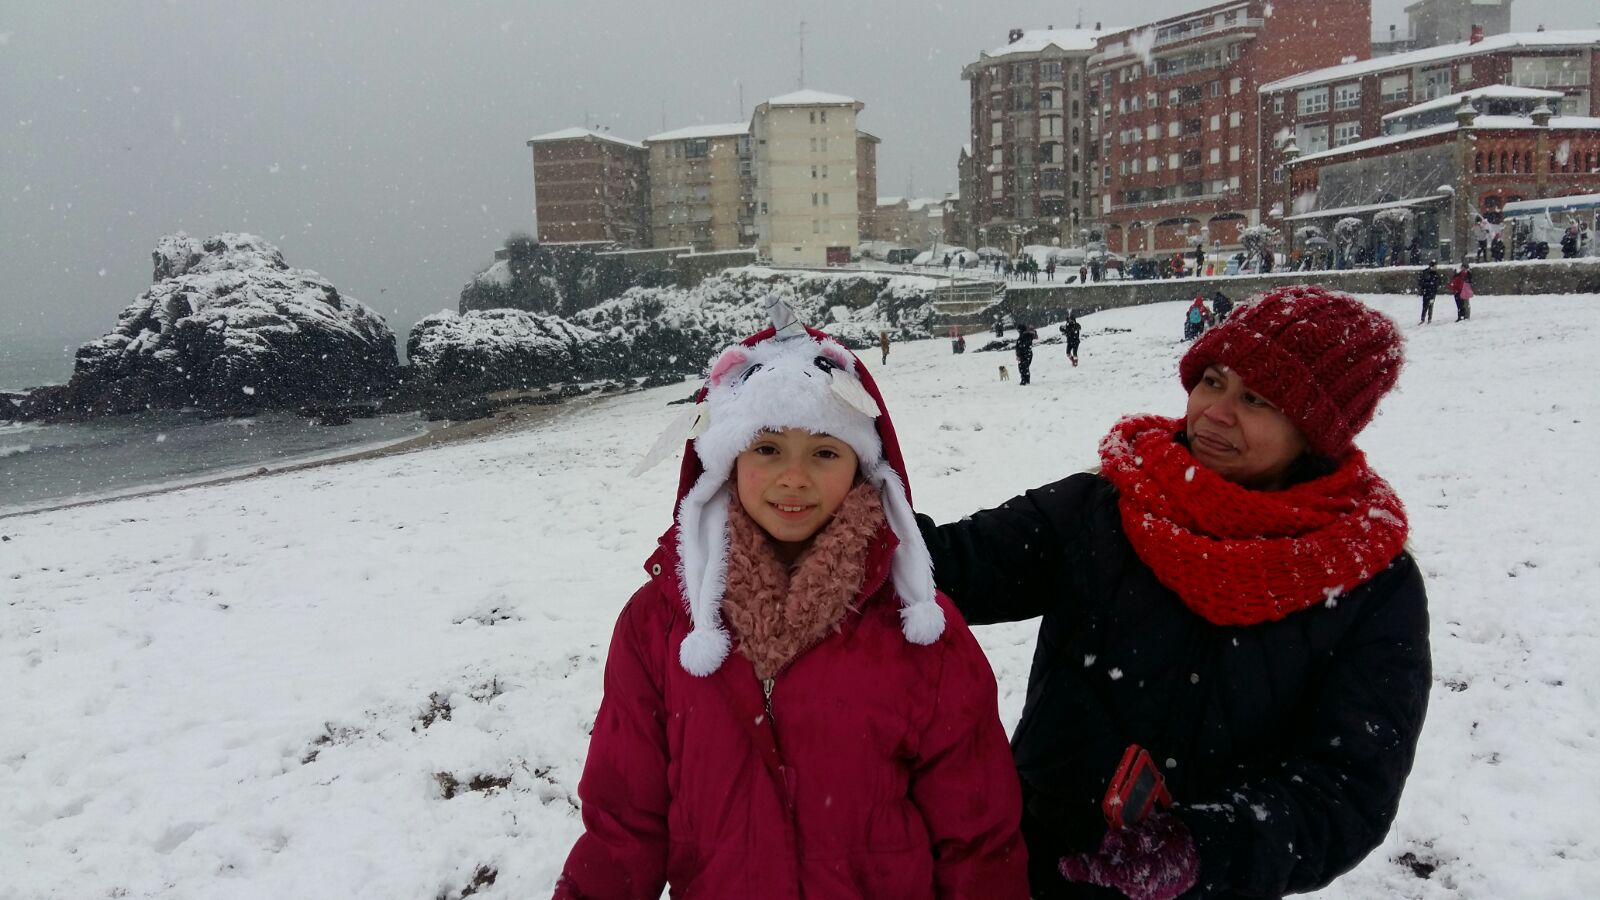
[3,0,1592,344]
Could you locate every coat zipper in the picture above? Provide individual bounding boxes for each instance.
[757,551,893,723]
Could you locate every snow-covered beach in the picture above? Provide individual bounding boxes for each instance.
[2,292,1597,899]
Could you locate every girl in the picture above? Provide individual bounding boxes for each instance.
[918,286,1430,898]
[555,321,1028,898]
[1448,260,1474,322]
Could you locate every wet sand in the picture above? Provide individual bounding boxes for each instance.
[0,392,609,521]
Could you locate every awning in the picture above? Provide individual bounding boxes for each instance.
[1281,194,1450,222]
[1501,192,1600,216]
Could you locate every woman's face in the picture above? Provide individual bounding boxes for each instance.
[735,428,859,562]
[1185,366,1309,490]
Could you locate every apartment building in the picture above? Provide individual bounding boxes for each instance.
[1088,0,1367,257]
[856,130,880,243]
[1260,29,1600,220]
[963,27,1110,250]
[1405,0,1512,50]
[643,123,754,252]
[752,90,864,265]
[527,127,651,247]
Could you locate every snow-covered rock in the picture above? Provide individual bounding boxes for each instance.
[411,267,951,392]
[60,233,398,418]
[406,309,600,393]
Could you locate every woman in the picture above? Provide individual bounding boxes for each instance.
[1448,261,1474,322]
[918,286,1431,899]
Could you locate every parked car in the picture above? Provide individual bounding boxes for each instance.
[885,248,919,264]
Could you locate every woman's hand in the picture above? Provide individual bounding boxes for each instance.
[1058,811,1199,900]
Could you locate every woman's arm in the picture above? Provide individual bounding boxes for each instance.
[915,473,1094,625]
[1179,558,1432,898]
[554,586,672,900]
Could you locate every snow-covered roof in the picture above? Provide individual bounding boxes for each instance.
[1501,192,1600,215]
[766,89,858,107]
[1476,114,1600,129]
[527,127,645,150]
[644,122,748,143]
[982,27,1113,58]
[1381,84,1565,120]
[906,196,944,211]
[1263,30,1600,92]
[1282,194,1450,222]
[877,196,906,207]
[1291,122,1457,164]
[1291,112,1600,166]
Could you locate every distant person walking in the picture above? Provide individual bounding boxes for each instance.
[1211,290,1234,322]
[1472,216,1491,262]
[1015,322,1038,386]
[1416,259,1441,324]
[879,330,891,365]
[1045,258,1057,282]
[1447,261,1474,322]
[1060,313,1082,367]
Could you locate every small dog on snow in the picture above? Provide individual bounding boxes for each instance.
[998,366,1010,381]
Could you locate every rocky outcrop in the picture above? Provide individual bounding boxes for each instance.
[50,233,398,419]
[408,267,949,396]
[406,309,599,394]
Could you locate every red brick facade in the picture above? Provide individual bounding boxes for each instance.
[1260,33,1600,221]
[1089,0,1369,257]
[529,132,651,247]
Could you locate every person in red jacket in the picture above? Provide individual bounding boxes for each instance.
[555,311,1029,899]
[1447,260,1474,322]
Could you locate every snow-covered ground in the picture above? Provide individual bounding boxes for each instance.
[3,292,1597,899]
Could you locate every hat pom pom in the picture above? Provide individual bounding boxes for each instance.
[899,599,945,645]
[679,625,731,676]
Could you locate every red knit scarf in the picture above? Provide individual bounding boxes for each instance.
[721,482,885,679]
[1098,414,1409,626]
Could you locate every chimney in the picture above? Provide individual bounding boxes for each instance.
[1531,101,1554,127]
[1390,24,1397,42]
[1096,21,1102,30]
[1456,96,1478,128]
[1008,28,1024,44]
[1470,24,1484,44]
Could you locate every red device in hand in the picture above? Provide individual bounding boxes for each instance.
[1102,744,1173,830]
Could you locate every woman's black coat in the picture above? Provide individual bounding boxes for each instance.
[917,472,1431,899]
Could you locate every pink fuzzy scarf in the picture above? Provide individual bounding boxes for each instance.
[721,481,886,679]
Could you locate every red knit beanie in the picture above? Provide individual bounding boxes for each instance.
[1179,285,1403,459]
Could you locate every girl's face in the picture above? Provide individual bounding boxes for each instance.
[1185,365,1309,491]
[735,428,859,563]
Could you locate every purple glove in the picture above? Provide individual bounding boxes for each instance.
[1058,811,1199,900]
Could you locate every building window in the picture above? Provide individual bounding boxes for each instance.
[1169,121,1181,137]
[1511,55,1589,88]
[1169,88,1182,105]
[1149,155,1161,171]
[1458,63,1473,82]
[1169,152,1182,168]
[809,111,816,124]
[1333,83,1361,110]
[822,165,828,178]
[810,137,817,152]
[820,110,827,123]
[819,138,827,153]
[1295,124,1330,153]
[1042,61,1062,81]
[822,192,829,205]
[1209,147,1220,163]
[1297,87,1329,115]
[684,138,709,158]
[1420,68,1452,100]
[1229,110,1241,127]
[1210,114,1220,131]
[811,165,818,178]
[1273,165,1285,183]
[991,122,1003,142]
[1333,121,1361,146]
[812,193,819,206]
[1228,144,1241,161]
[1380,74,1410,103]
[1230,77,1242,94]
[992,174,1004,195]
[1273,94,1284,113]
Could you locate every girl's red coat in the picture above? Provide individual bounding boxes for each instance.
[555,526,1028,899]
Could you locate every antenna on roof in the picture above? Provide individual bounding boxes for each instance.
[798,19,807,89]
[1077,7,1083,29]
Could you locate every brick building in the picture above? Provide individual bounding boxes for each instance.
[527,127,651,247]
[643,123,754,252]
[1280,99,1600,260]
[856,131,880,243]
[962,27,1112,252]
[1088,0,1369,259]
[1260,30,1600,223]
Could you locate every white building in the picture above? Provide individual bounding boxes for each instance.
[752,90,864,265]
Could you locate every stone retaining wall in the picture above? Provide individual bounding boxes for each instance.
[960,259,1600,327]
